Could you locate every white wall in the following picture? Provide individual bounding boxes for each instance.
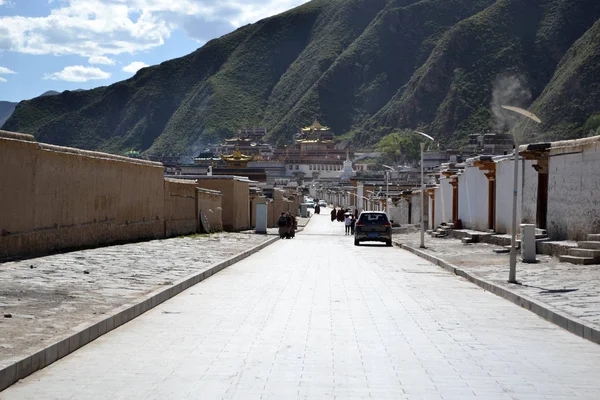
[286,163,345,179]
[521,159,538,225]
[411,192,422,225]
[389,200,409,225]
[439,177,453,224]
[547,140,600,240]
[457,165,489,231]
[495,156,524,234]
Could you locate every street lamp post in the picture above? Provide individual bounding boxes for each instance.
[501,105,542,284]
[414,131,435,248]
[383,165,396,219]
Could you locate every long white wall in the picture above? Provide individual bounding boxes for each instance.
[436,177,452,225]
[521,159,538,225]
[495,156,524,234]
[457,164,489,231]
[547,139,600,240]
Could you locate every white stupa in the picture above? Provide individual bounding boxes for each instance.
[339,150,356,180]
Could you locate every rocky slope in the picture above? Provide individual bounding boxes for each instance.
[3,0,600,154]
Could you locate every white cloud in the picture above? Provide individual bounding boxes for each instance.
[0,77,6,83]
[123,61,149,74]
[43,65,111,82]
[88,55,115,65]
[0,66,15,74]
[0,0,310,57]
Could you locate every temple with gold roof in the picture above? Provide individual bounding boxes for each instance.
[212,144,267,182]
[220,127,272,158]
[272,120,354,180]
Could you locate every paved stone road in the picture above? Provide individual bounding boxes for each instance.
[2,210,600,399]
[392,229,600,329]
[0,233,270,365]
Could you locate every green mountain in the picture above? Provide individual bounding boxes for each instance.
[0,101,17,127]
[3,0,600,155]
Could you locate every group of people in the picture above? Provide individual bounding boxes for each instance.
[277,212,297,239]
[330,207,359,235]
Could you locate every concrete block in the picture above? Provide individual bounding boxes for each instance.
[45,343,58,365]
[113,310,124,328]
[15,356,32,379]
[567,319,577,333]
[590,328,600,344]
[97,319,107,336]
[30,348,46,373]
[69,333,81,353]
[583,326,593,341]
[521,224,536,263]
[57,338,70,359]
[574,322,584,338]
[80,326,90,345]
[88,323,99,342]
[0,363,17,392]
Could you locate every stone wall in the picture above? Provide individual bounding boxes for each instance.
[196,177,249,231]
[197,188,223,232]
[0,130,224,259]
[0,131,166,259]
[164,179,199,237]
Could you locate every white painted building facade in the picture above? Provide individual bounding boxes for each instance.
[428,135,600,241]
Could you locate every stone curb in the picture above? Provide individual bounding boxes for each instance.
[393,241,600,345]
[0,236,280,392]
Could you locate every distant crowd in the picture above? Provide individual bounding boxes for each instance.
[331,207,358,235]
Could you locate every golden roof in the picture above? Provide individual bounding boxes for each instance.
[296,139,334,144]
[220,145,254,162]
[301,119,330,132]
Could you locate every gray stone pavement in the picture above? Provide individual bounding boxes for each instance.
[392,229,600,330]
[3,210,600,399]
[0,233,271,367]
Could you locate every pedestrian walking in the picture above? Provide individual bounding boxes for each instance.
[345,214,352,235]
[277,212,287,239]
[285,212,293,239]
[331,207,337,222]
[350,215,356,235]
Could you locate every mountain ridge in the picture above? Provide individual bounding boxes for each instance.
[3,0,600,155]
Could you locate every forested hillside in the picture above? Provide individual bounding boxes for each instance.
[3,0,600,155]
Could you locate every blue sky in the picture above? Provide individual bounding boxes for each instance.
[0,0,309,102]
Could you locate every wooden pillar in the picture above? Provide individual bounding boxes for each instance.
[426,189,436,230]
[475,159,497,232]
[522,148,551,231]
[533,158,549,230]
[449,178,459,224]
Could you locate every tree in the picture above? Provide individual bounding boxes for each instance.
[376,130,428,165]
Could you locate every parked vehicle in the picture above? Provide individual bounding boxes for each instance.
[318,200,327,208]
[306,201,315,209]
[354,211,392,246]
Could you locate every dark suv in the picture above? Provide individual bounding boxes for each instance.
[354,211,392,246]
